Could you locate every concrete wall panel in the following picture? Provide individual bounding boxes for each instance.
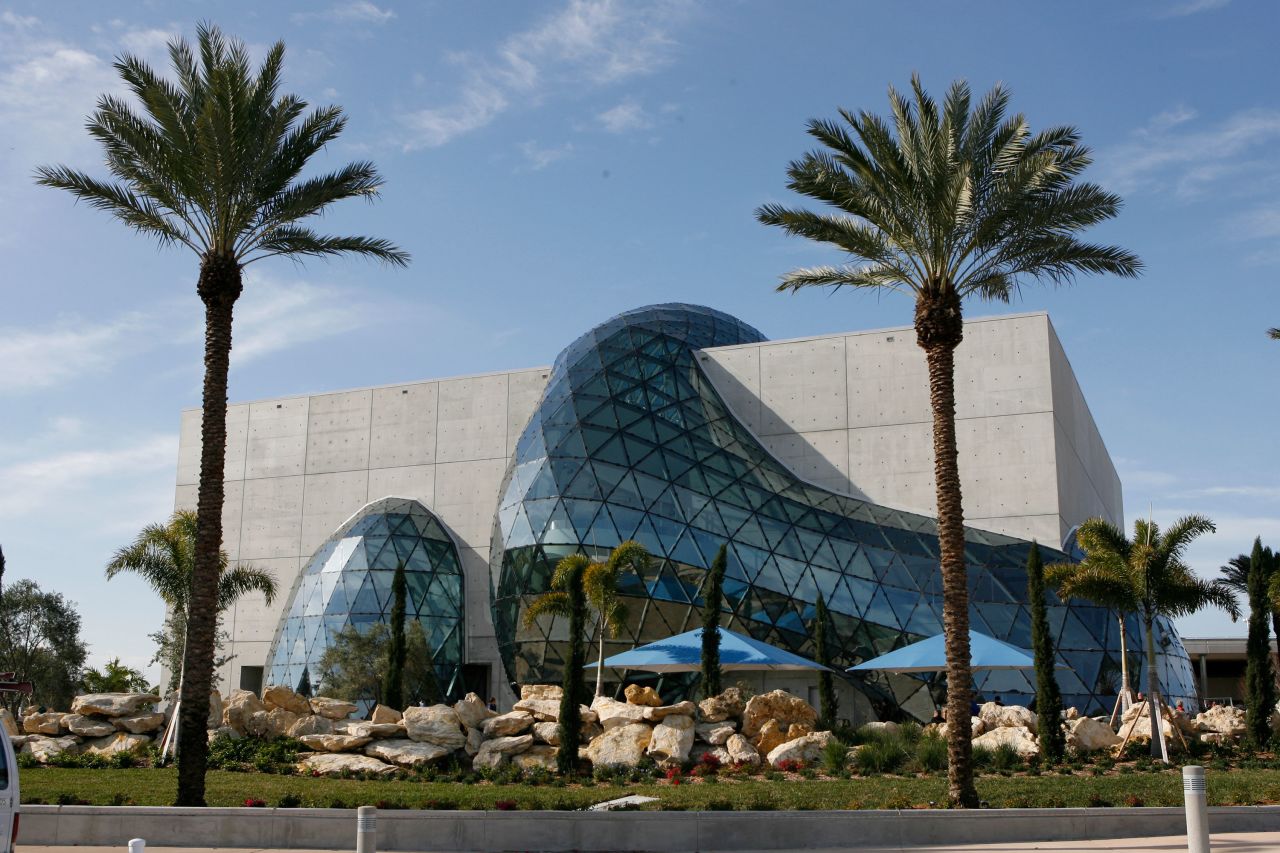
[305,390,372,475]
[245,399,309,479]
[506,370,550,455]
[239,476,304,560]
[759,430,852,495]
[698,346,762,434]
[299,470,370,558]
[176,403,250,485]
[436,374,508,464]
[757,338,848,435]
[370,383,438,469]
[368,465,436,507]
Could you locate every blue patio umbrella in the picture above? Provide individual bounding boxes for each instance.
[848,630,1043,673]
[586,626,836,673]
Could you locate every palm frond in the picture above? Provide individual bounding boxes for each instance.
[217,564,278,610]
[523,591,571,626]
[247,225,410,266]
[1269,328,1280,340]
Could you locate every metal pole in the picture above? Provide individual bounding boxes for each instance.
[128,839,145,853]
[1182,765,1210,853]
[356,805,376,853]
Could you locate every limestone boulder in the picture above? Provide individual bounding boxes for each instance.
[698,688,745,723]
[860,721,899,736]
[23,712,66,736]
[646,717,695,762]
[403,704,466,750]
[22,735,80,763]
[973,725,1040,758]
[647,701,697,721]
[696,722,736,745]
[521,684,563,701]
[482,711,534,738]
[979,702,1037,733]
[262,685,311,715]
[64,714,115,737]
[1194,705,1246,737]
[309,696,358,720]
[753,719,789,756]
[222,689,266,734]
[1118,712,1180,745]
[473,734,534,769]
[72,693,159,718]
[533,721,560,745]
[624,684,663,707]
[298,753,396,776]
[512,698,560,721]
[454,693,496,729]
[289,715,335,738]
[465,726,484,756]
[766,730,835,768]
[725,733,761,766]
[591,696,649,729]
[742,689,817,736]
[256,707,301,739]
[0,709,18,737]
[1200,732,1233,746]
[112,712,165,735]
[208,726,241,742]
[583,722,652,767]
[513,744,558,771]
[1067,716,1121,754]
[298,733,371,753]
[1064,707,1080,721]
[938,716,985,739]
[341,721,400,739]
[704,746,733,765]
[82,732,151,757]
[207,691,224,730]
[371,704,402,725]
[365,738,451,768]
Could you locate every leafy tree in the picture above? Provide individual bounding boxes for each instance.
[1243,539,1278,746]
[583,541,648,698]
[106,510,277,691]
[756,76,1139,805]
[525,553,590,775]
[814,593,838,728]
[1048,516,1239,760]
[0,579,88,714]
[37,24,408,806]
[82,657,152,694]
[1218,549,1280,663]
[1027,543,1065,762]
[384,562,407,710]
[318,620,438,707]
[701,544,727,699]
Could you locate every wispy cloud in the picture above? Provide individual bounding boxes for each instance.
[230,274,376,366]
[400,0,690,149]
[1157,0,1230,17]
[597,99,651,133]
[0,434,178,518]
[1099,107,1280,197]
[518,140,574,170]
[0,313,149,393]
[293,2,396,25]
[1197,485,1280,500]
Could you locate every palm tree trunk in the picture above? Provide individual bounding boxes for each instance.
[595,617,605,698]
[175,254,241,807]
[915,290,977,808]
[1143,613,1164,761]
[1118,614,1130,701]
[1270,610,1280,696]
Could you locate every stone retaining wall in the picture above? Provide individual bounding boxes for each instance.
[18,804,1280,851]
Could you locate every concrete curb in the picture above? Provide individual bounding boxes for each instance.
[19,804,1280,851]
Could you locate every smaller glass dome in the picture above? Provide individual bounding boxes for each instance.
[264,496,464,701]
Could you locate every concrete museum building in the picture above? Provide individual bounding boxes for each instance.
[173,304,1198,721]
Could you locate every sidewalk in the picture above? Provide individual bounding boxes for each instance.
[18,837,1280,852]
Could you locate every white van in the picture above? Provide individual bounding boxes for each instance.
[0,719,17,853]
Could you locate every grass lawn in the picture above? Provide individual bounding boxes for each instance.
[21,767,1280,811]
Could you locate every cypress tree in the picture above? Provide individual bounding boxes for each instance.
[384,562,407,711]
[702,544,727,699]
[815,593,837,728]
[1028,542,1065,762]
[1245,538,1275,747]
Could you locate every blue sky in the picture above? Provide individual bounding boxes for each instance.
[0,0,1276,680]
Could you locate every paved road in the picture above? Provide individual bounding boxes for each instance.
[17,836,1280,852]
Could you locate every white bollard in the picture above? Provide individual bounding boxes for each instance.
[128,839,145,853]
[356,805,376,853]
[1183,765,1210,853]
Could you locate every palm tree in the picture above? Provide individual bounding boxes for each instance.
[756,76,1140,805]
[1217,550,1280,674]
[1269,328,1279,340]
[1047,516,1239,760]
[524,553,590,775]
[38,24,407,805]
[583,541,648,697]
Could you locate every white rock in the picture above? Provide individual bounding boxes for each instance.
[973,725,1040,758]
[364,738,451,768]
[1194,705,1246,737]
[402,704,466,749]
[482,710,534,738]
[591,696,648,729]
[21,735,80,763]
[289,715,335,738]
[82,732,151,757]
[513,744,558,770]
[262,685,312,715]
[465,725,484,756]
[725,733,761,766]
[521,684,563,701]
[512,698,561,721]
[583,722,652,767]
[371,704,402,725]
[22,712,66,735]
[533,721,560,745]
[341,721,400,739]
[647,701,698,721]
[939,717,985,739]
[63,714,115,737]
[309,696,358,720]
[1066,716,1121,753]
[473,734,534,769]
[624,684,663,706]
[860,721,899,736]
[0,710,17,737]
[207,691,224,730]
[979,702,1037,733]
[696,722,736,745]
[72,693,159,718]
[222,689,266,734]
[766,731,834,767]
[454,693,496,729]
[646,718,694,762]
[112,712,165,734]
[249,707,300,739]
[298,733,372,753]
[742,689,817,736]
[697,687,746,723]
[297,753,396,776]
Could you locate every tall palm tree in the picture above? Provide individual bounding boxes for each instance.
[1217,551,1280,672]
[37,24,407,805]
[756,76,1140,805]
[582,541,649,697]
[1047,516,1239,760]
[525,553,590,775]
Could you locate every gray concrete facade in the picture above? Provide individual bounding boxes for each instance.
[173,310,1121,699]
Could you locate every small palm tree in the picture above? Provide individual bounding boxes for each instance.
[1217,551,1280,667]
[1047,516,1239,760]
[757,75,1140,805]
[583,541,649,697]
[525,554,590,775]
[38,24,407,805]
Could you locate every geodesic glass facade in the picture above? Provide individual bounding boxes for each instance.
[266,497,464,700]
[491,304,1198,719]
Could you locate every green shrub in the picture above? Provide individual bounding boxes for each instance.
[898,721,923,746]
[277,793,303,808]
[990,743,1021,771]
[855,738,908,774]
[915,732,947,772]
[971,744,993,770]
[16,753,37,769]
[823,739,849,774]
